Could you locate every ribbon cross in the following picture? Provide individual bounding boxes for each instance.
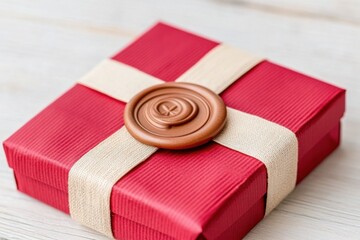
[69,44,298,238]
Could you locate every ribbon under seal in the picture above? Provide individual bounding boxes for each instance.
[68,44,298,238]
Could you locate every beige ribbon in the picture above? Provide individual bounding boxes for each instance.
[68,128,157,237]
[69,44,298,238]
[213,108,298,215]
[78,59,163,103]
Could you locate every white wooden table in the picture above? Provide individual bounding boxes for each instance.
[1,1,360,239]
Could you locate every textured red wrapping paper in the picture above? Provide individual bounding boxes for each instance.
[4,23,345,239]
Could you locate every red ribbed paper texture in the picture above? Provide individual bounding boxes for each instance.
[4,23,345,239]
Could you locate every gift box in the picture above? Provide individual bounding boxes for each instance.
[3,22,345,239]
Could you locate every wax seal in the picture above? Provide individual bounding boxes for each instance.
[124,82,227,149]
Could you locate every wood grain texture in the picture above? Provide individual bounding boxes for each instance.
[0,0,359,239]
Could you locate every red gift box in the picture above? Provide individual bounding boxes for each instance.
[3,23,345,239]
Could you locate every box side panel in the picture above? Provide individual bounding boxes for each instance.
[14,173,174,239]
[14,122,340,240]
[201,122,341,239]
[297,121,341,183]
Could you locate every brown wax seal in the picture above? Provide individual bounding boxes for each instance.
[124,82,227,149]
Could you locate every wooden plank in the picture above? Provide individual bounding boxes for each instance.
[0,0,359,239]
[219,0,360,25]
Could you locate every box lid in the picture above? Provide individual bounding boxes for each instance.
[4,23,345,239]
